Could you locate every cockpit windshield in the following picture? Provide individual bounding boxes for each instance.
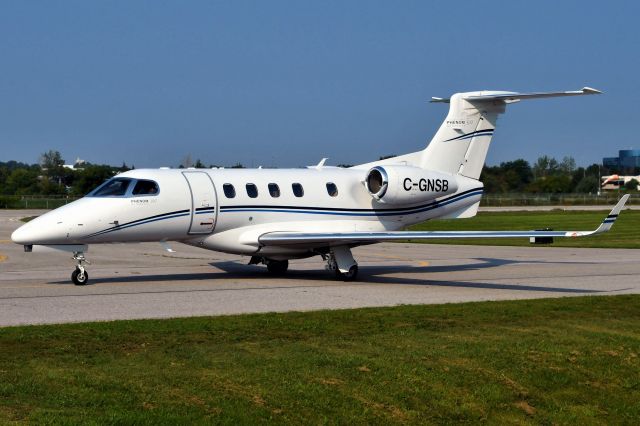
[89,177,160,197]
[91,178,133,197]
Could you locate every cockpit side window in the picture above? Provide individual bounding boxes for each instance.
[132,180,159,196]
[91,178,133,197]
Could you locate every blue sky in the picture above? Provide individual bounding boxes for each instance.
[1,1,638,168]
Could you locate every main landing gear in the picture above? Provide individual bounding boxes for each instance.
[249,256,289,276]
[326,246,358,281]
[71,251,90,285]
[250,246,359,281]
[266,259,289,275]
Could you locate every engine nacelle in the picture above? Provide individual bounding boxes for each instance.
[365,165,458,204]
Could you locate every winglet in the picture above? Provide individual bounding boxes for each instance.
[593,194,630,234]
[581,87,603,95]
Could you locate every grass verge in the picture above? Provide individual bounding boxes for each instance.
[1,295,639,424]
[409,209,640,248]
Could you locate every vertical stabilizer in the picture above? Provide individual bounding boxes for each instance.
[421,93,503,179]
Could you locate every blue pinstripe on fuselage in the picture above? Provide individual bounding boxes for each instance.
[220,188,482,217]
[83,187,483,239]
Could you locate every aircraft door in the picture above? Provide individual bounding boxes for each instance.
[182,171,217,234]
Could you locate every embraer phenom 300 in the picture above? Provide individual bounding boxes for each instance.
[12,87,629,285]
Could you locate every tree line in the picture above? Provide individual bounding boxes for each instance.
[0,151,248,197]
[481,156,638,193]
[1,151,638,197]
[0,151,129,197]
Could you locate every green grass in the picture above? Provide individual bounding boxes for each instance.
[409,210,640,249]
[1,296,639,424]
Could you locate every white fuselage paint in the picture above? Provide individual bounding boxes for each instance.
[12,167,482,257]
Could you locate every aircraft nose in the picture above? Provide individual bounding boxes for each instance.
[11,223,33,244]
[11,216,68,245]
[11,222,37,245]
[11,199,96,246]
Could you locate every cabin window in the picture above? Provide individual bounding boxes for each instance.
[246,183,258,198]
[292,183,304,197]
[268,183,280,198]
[132,180,159,196]
[223,183,236,198]
[91,178,133,197]
[326,182,338,197]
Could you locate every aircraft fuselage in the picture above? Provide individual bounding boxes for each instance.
[12,167,482,256]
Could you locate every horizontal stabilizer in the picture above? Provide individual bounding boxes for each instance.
[259,195,629,246]
[430,87,602,104]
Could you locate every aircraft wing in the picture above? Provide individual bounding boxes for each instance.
[259,195,629,247]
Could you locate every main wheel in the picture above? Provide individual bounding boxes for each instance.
[338,265,358,281]
[72,268,89,285]
[267,260,289,275]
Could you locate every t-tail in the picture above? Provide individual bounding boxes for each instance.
[422,87,602,179]
[354,87,602,220]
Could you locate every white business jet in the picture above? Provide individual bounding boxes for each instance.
[11,87,629,285]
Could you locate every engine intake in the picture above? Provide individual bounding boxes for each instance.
[366,167,389,198]
[365,165,458,204]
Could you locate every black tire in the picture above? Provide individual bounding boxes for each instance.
[71,268,89,285]
[267,260,289,275]
[338,265,358,281]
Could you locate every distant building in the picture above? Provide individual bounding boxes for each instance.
[603,149,640,171]
[63,157,87,170]
[601,174,640,190]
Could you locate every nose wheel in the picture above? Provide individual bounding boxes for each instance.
[71,252,90,285]
[72,267,89,285]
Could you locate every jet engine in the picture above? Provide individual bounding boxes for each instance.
[365,165,458,204]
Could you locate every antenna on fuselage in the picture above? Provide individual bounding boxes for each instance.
[314,158,328,169]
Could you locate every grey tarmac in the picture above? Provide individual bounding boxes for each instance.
[1,209,638,327]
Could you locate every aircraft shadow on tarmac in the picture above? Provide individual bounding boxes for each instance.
[49,257,608,294]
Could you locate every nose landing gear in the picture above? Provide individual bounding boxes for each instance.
[71,252,90,285]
